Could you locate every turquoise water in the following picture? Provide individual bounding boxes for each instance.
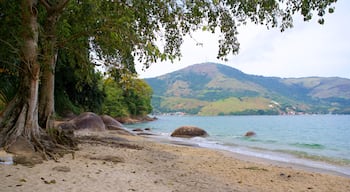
[125,115,350,176]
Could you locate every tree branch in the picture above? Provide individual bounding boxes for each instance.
[39,0,70,14]
[39,0,51,11]
[56,0,70,13]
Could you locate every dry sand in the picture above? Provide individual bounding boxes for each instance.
[1,130,349,192]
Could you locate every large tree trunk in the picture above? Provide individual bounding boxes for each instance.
[0,0,41,146]
[39,13,58,129]
[0,0,75,161]
[38,0,69,129]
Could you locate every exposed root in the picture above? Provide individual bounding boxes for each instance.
[78,135,143,150]
[1,126,78,166]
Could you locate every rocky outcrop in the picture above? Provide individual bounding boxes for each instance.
[100,115,125,130]
[116,115,157,124]
[171,126,209,138]
[58,112,134,135]
[68,112,106,131]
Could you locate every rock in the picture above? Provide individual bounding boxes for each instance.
[6,136,35,154]
[58,122,76,130]
[100,115,125,130]
[100,115,134,135]
[144,128,151,131]
[132,128,143,132]
[171,126,209,138]
[68,112,106,131]
[244,131,256,137]
[115,115,157,124]
[6,136,43,166]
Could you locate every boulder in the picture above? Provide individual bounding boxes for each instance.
[100,115,134,135]
[244,131,256,137]
[68,112,106,131]
[171,126,209,138]
[100,115,125,130]
[6,136,43,166]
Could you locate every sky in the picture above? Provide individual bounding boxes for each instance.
[136,1,350,79]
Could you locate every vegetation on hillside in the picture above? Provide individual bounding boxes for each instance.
[146,63,350,115]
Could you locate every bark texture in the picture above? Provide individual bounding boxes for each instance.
[0,0,76,163]
[0,0,41,147]
[38,0,69,129]
[38,11,58,129]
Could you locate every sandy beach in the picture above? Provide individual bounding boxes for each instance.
[1,130,349,192]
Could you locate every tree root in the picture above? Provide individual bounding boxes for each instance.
[77,135,143,150]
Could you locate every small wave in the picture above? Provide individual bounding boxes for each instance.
[276,149,350,166]
[291,143,326,149]
[240,137,277,144]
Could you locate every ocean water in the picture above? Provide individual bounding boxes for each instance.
[124,115,350,176]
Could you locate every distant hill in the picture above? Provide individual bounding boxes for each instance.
[145,63,350,115]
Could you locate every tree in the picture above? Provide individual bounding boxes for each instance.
[0,0,337,159]
[54,49,105,115]
[0,0,46,153]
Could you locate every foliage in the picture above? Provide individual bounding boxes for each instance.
[102,78,129,117]
[0,1,21,111]
[102,77,153,117]
[55,49,105,115]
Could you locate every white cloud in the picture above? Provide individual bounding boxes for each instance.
[136,1,350,79]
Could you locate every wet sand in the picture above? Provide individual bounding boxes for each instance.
[1,130,349,192]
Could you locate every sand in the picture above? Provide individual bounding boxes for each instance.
[1,130,349,192]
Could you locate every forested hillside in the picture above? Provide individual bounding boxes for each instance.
[146,63,350,115]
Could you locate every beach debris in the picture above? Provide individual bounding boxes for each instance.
[171,126,209,138]
[0,148,13,165]
[279,173,292,178]
[89,155,125,164]
[41,177,56,184]
[244,131,256,137]
[78,135,143,150]
[52,166,71,172]
[240,166,268,171]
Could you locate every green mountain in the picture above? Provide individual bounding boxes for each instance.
[145,63,350,115]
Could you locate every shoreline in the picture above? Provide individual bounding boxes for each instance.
[142,133,350,178]
[1,130,350,192]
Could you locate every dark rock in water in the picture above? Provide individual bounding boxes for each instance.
[144,128,151,131]
[68,112,106,131]
[244,131,256,137]
[100,115,125,130]
[171,126,209,138]
[132,128,143,132]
